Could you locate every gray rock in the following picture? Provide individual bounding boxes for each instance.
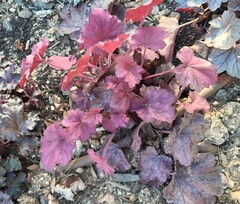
[220,102,240,133]
[203,114,229,145]
[18,8,32,18]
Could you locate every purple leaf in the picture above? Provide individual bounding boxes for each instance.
[131,26,169,51]
[0,64,20,91]
[0,192,13,204]
[208,45,240,78]
[164,113,204,166]
[70,89,91,110]
[102,112,129,132]
[58,4,91,40]
[106,78,135,112]
[90,81,112,110]
[110,90,135,112]
[115,54,143,88]
[138,147,173,187]
[0,103,35,141]
[175,47,217,91]
[99,143,131,172]
[204,10,240,49]
[78,8,123,50]
[163,154,226,204]
[40,121,76,171]
[130,86,175,123]
[62,109,102,142]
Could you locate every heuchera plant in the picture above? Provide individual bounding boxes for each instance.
[175,0,240,78]
[19,0,228,202]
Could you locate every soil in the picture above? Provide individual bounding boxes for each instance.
[1,0,240,204]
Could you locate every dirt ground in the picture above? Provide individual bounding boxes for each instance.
[1,0,240,203]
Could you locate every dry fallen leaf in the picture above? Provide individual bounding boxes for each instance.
[231,191,240,201]
[219,151,228,167]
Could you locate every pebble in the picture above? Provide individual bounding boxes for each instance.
[203,114,229,145]
[18,8,32,18]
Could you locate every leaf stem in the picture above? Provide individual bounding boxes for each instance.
[143,69,175,80]
[140,47,147,67]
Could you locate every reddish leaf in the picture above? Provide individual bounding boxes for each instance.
[19,39,49,87]
[61,54,90,90]
[40,121,76,171]
[163,154,226,204]
[82,108,103,125]
[115,54,143,88]
[139,147,173,187]
[46,55,76,70]
[130,86,175,123]
[88,149,115,175]
[78,8,123,50]
[99,143,131,171]
[183,91,210,113]
[102,112,129,132]
[110,89,135,112]
[131,26,169,51]
[61,109,102,142]
[125,0,163,23]
[95,33,129,54]
[175,47,218,91]
[164,113,204,166]
[176,7,194,12]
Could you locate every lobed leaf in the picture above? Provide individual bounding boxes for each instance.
[163,154,226,204]
[58,4,91,40]
[62,108,102,142]
[138,147,173,187]
[175,47,217,91]
[0,64,20,91]
[99,143,131,172]
[88,149,115,175]
[183,91,210,113]
[0,103,35,141]
[40,121,76,171]
[204,11,240,49]
[102,112,129,132]
[208,45,240,78]
[228,0,240,11]
[78,8,123,50]
[130,86,175,123]
[164,113,204,166]
[115,54,143,88]
[131,26,169,51]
